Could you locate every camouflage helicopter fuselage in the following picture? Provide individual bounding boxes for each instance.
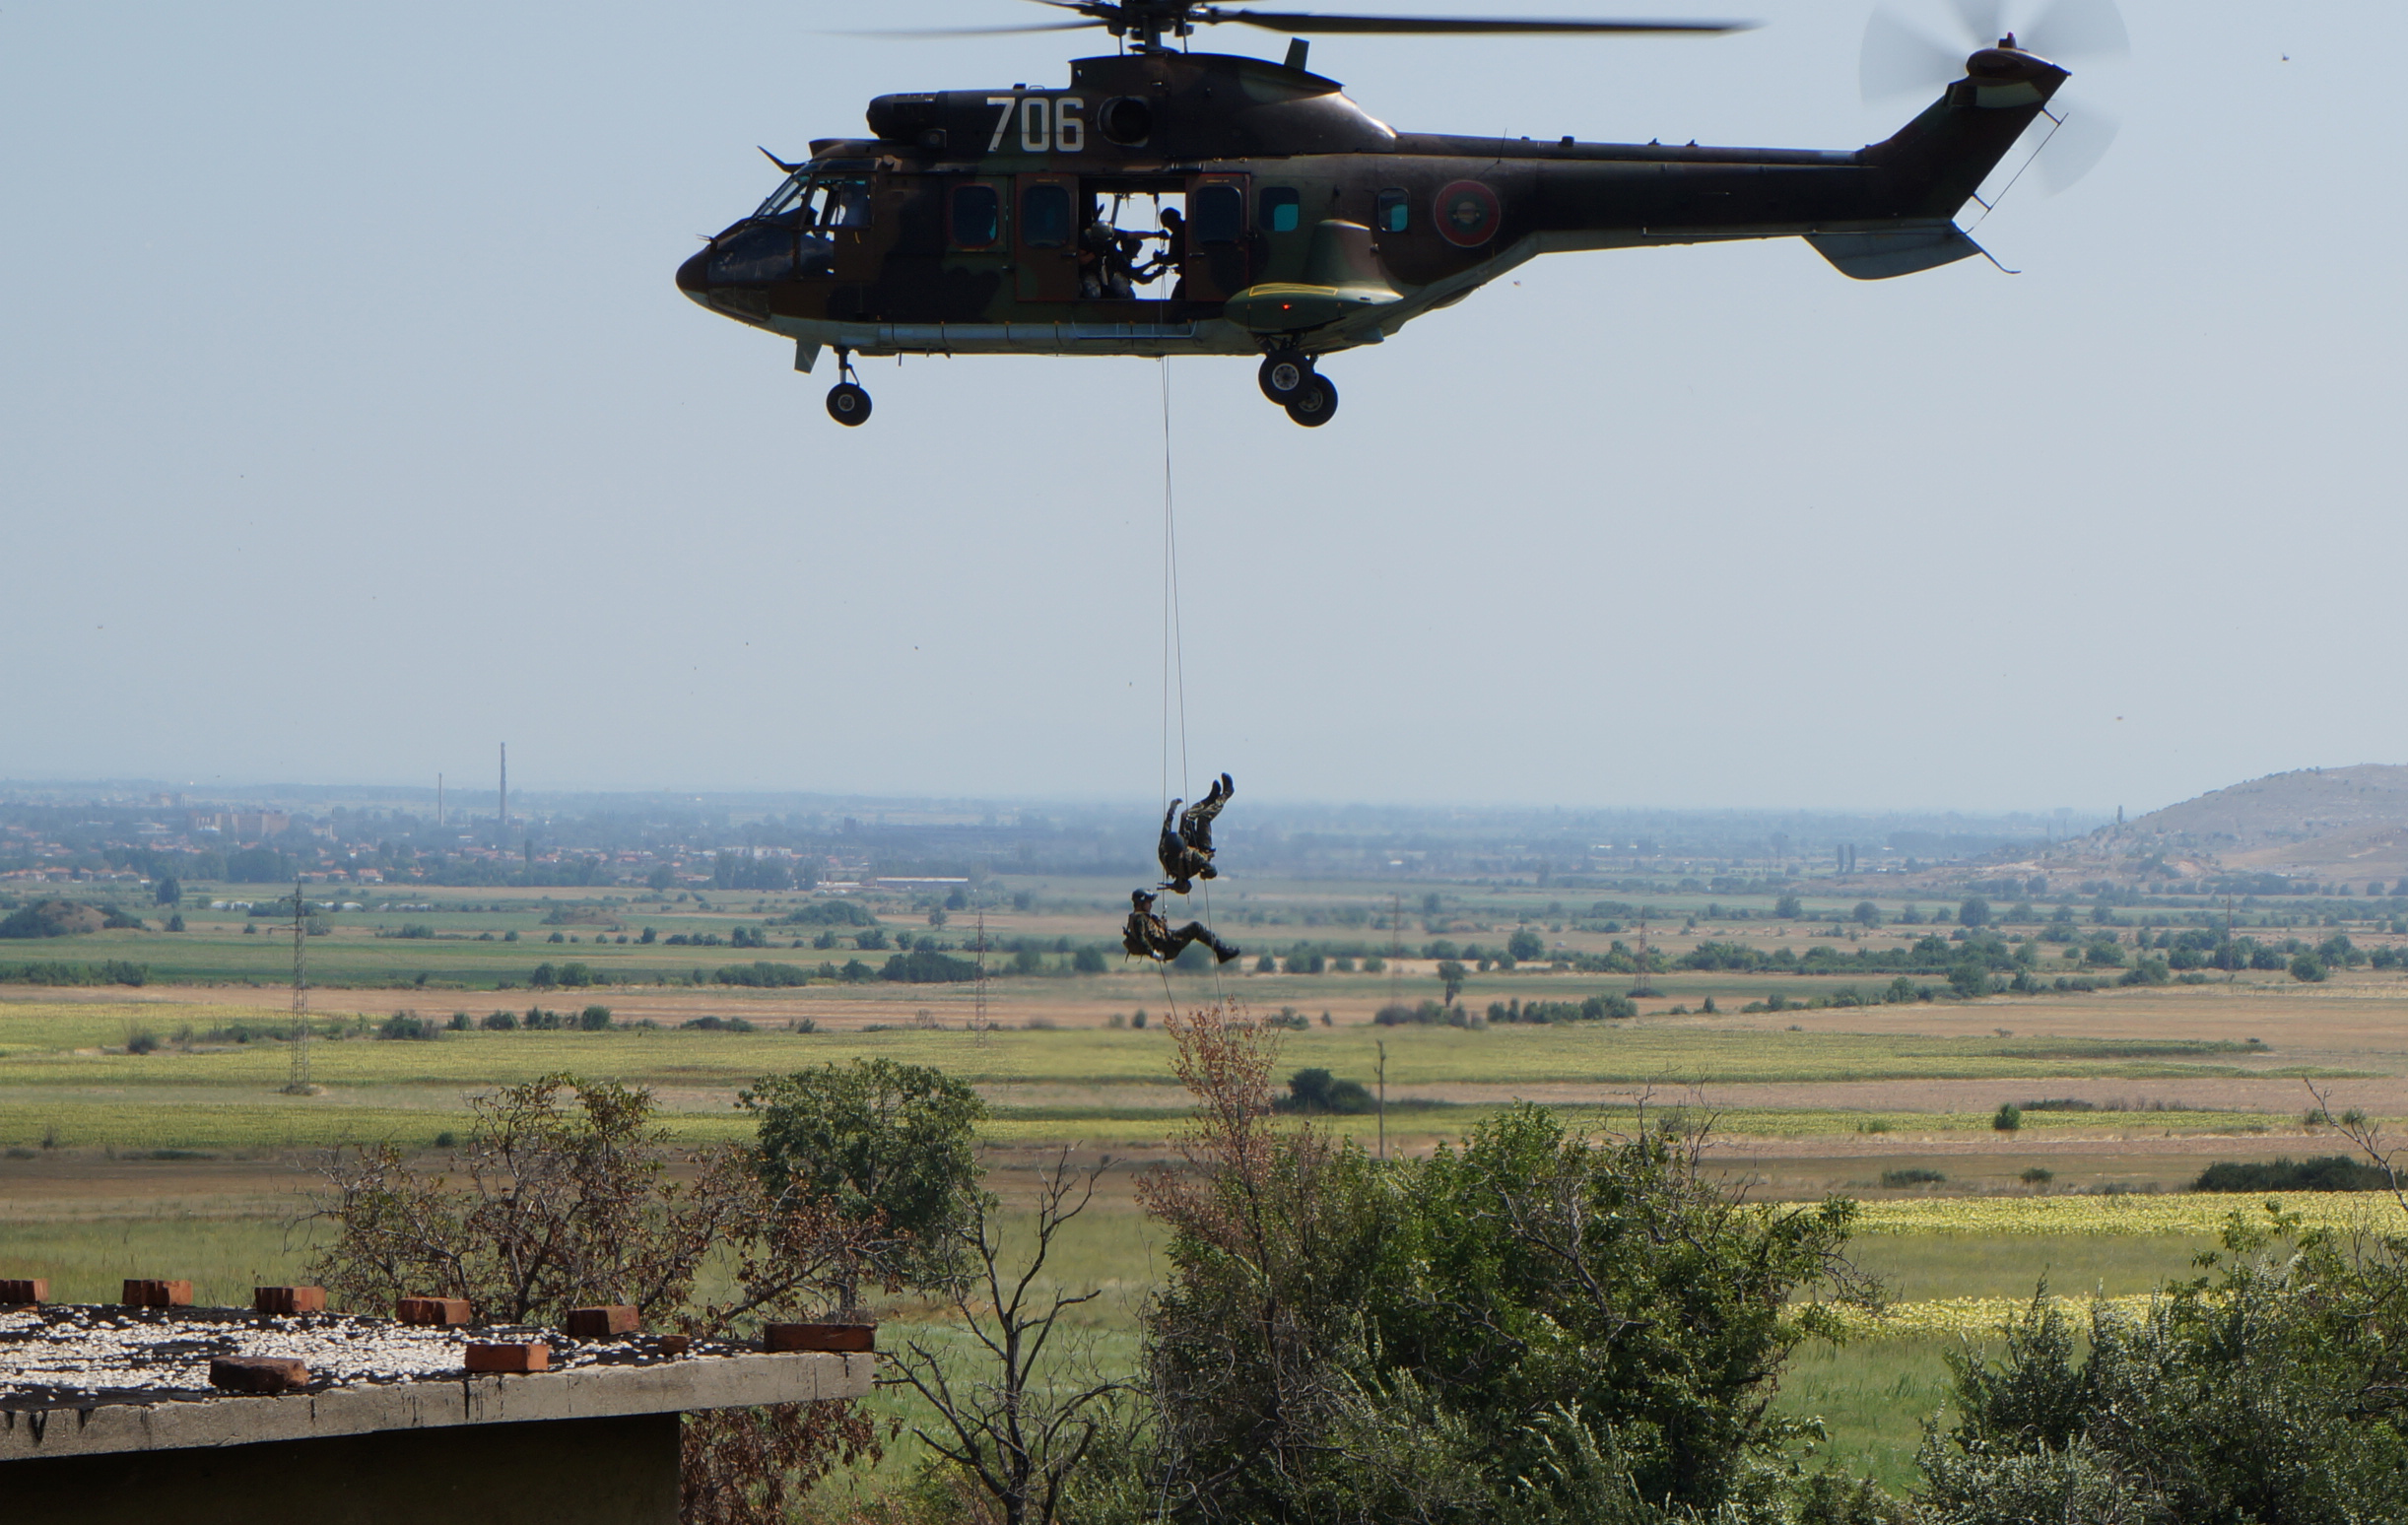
[676,44,2065,383]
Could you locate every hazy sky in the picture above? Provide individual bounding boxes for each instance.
[4,1,2398,813]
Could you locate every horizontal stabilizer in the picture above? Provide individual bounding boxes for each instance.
[1807,222,1984,280]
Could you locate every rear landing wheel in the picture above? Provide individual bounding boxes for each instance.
[1284,374,1338,428]
[826,382,872,427]
[1258,349,1311,404]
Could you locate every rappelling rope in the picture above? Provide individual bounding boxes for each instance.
[1155,359,1232,1017]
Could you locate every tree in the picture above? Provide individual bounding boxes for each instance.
[1506,927,1545,962]
[1993,1102,2022,1132]
[1134,1006,1872,1525]
[308,1074,889,1525]
[892,1150,1124,1525]
[1960,896,1992,929]
[1852,900,1881,927]
[153,876,182,906]
[1775,895,1804,919]
[742,1058,986,1305]
[2292,953,2330,983]
[1072,946,1107,974]
[1437,959,1467,1006]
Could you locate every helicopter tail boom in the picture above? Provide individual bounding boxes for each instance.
[1862,44,2070,222]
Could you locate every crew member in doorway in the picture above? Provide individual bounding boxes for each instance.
[1145,206,1188,299]
[1157,772,1234,895]
[1123,889,1240,964]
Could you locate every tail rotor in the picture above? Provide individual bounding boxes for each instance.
[1860,0,2129,196]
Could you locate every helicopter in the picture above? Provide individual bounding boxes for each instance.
[675,0,2107,428]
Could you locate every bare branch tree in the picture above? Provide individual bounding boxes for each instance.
[891,1149,1127,1525]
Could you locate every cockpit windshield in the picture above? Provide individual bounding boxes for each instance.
[753,173,874,229]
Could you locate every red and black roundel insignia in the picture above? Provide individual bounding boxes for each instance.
[1434,180,1501,247]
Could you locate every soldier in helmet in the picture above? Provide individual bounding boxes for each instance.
[1122,889,1240,964]
[1157,772,1234,895]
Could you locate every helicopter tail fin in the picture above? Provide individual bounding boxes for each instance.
[1860,47,2069,223]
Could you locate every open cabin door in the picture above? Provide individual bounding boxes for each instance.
[1014,172,1080,302]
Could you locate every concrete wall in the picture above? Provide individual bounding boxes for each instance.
[4,1411,681,1525]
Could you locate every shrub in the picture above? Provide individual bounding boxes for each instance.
[2192,1156,2390,1192]
[123,1027,161,1055]
[2021,1167,2055,1185]
[1993,1102,2023,1132]
[1072,945,1108,974]
[1280,1067,1374,1114]
[377,1012,441,1041]
[481,1010,518,1031]
[578,1005,613,1031]
[1881,1167,1947,1187]
[2291,954,2329,983]
[679,1016,756,1032]
[1918,1207,2408,1522]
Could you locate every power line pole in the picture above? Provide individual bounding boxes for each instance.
[284,879,312,1094]
[972,899,990,1046]
[1375,1039,1387,1162]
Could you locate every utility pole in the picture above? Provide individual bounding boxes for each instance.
[499,743,509,841]
[971,899,989,1046]
[1375,1039,1387,1162]
[284,879,312,1094]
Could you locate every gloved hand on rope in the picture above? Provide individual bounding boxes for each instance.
[1157,772,1234,895]
[1122,889,1240,964]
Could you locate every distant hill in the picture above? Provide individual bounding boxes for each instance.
[2062,765,2408,883]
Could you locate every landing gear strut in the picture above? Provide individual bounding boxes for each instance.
[826,349,871,427]
[1259,348,1337,428]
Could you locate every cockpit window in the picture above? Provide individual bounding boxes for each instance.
[752,173,872,229]
[756,172,810,220]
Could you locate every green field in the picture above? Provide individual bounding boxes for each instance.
[8,878,2408,1507]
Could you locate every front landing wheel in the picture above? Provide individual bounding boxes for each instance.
[1258,350,1312,404]
[826,382,872,427]
[1284,374,1338,428]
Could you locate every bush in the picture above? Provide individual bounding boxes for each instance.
[774,899,878,927]
[2022,1167,2055,1186]
[1993,1102,2023,1132]
[1072,945,1108,974]
[2291,954,2329,983]
[2192,1156,2390,1192]
[481,1010,518,1031]
[1881,1167,1947,1187]
[1141,1049,1865,1524]
[377,1013,442,1041]
[1279,1067,1374,1114]
[1918,1206,2408,1523]
[578,1005,612,1031]
[123,1027,161,1055]
[680,1016,757,1032]
[714,961,811,988]
[880,948,978,984]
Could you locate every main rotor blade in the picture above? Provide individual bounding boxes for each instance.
[1199,9,1753,34]
[843,19,1103,34]
[1947,0,2001,46]
[2034,102,2118,193]
[1861,9,1963,101]
[2024,0,2128,61]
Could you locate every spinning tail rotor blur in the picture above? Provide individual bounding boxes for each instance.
[1862,0,2129,196]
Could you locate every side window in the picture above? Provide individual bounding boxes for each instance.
[1260,186,1302,233]
[1376,189,1409,234]
[952,184,1000,248]
[1021,182,1071,248]
[824,180,872,229]
[1191,183,1243,246]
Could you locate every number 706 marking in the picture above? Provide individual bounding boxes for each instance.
[986,96,1086,155]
